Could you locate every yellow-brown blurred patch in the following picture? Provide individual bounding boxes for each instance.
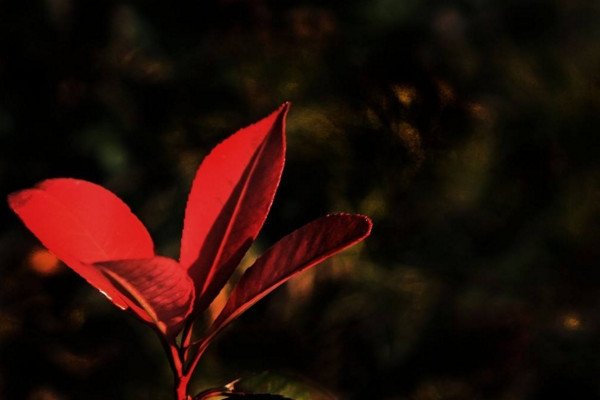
[48,345,109,377]
[561,313,582,332]
[208,282,231,323]
[28,387,63,400]
[396,122,424,163]
[287,268,316,300]
[392,84,417,106]
[467,102,492,121]
[436,80,455,105]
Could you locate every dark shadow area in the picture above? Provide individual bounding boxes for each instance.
[2,0,600,398]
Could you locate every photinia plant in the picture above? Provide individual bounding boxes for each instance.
[7,103,372,400]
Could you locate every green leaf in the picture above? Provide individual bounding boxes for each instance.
[228,371,335,400]
[195,372,336,400]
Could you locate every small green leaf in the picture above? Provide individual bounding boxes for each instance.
[227,371,335,400]
[195,372,336,400]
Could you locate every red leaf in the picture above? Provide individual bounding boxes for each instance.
[95,256,194,336]
[206,213,372,340]
[7,178,154,312]
[180,103,289,313]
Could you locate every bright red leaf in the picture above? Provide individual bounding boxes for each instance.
[8,178,154,312]
[95,256,194,336]
[8,104,374,400]
[205,213,372,342]
[180,103,288,313]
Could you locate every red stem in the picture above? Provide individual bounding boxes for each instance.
[184,336,211,379]
[155,329,189,399]
[175,374,191,400]
[168,317,216,399]
[180,319,195,361]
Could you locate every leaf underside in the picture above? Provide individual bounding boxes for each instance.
[206,213,372,341]
[96,256,194,336]
[180,103,289,314]
[7,178,155,311]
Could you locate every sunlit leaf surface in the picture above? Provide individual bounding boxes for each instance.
[8,178,154,311]
[181,103,288,314]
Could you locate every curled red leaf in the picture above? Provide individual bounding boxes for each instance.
[95,256,194,337]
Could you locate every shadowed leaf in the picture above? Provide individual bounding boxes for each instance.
[96,256,194,336]
[222,371,335,400]
[206,213,372,342]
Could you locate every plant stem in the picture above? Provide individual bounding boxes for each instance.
[180,319,194,360]
[184,337,211,378]
[155,329,188,399]
[174,374,191,400]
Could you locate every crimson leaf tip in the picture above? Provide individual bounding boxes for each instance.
[7,189,29,210]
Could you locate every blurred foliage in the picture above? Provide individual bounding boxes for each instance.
[2,0,600,399]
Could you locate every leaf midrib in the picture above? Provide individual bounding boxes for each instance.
[198,132,274,301]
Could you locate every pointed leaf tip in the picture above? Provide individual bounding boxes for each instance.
[204,213,371,342]
[180,104,289,314]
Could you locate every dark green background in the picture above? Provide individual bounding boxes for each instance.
[2,0,600,398]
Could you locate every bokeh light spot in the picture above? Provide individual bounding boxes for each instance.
[393,85,417,106]
[562,313,582,331]
[28,248,61,276]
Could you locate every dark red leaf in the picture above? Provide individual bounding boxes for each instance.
[7,178,154,312]
[95,256,194,336]
[180,103,289,313]
[206,213,372,340]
